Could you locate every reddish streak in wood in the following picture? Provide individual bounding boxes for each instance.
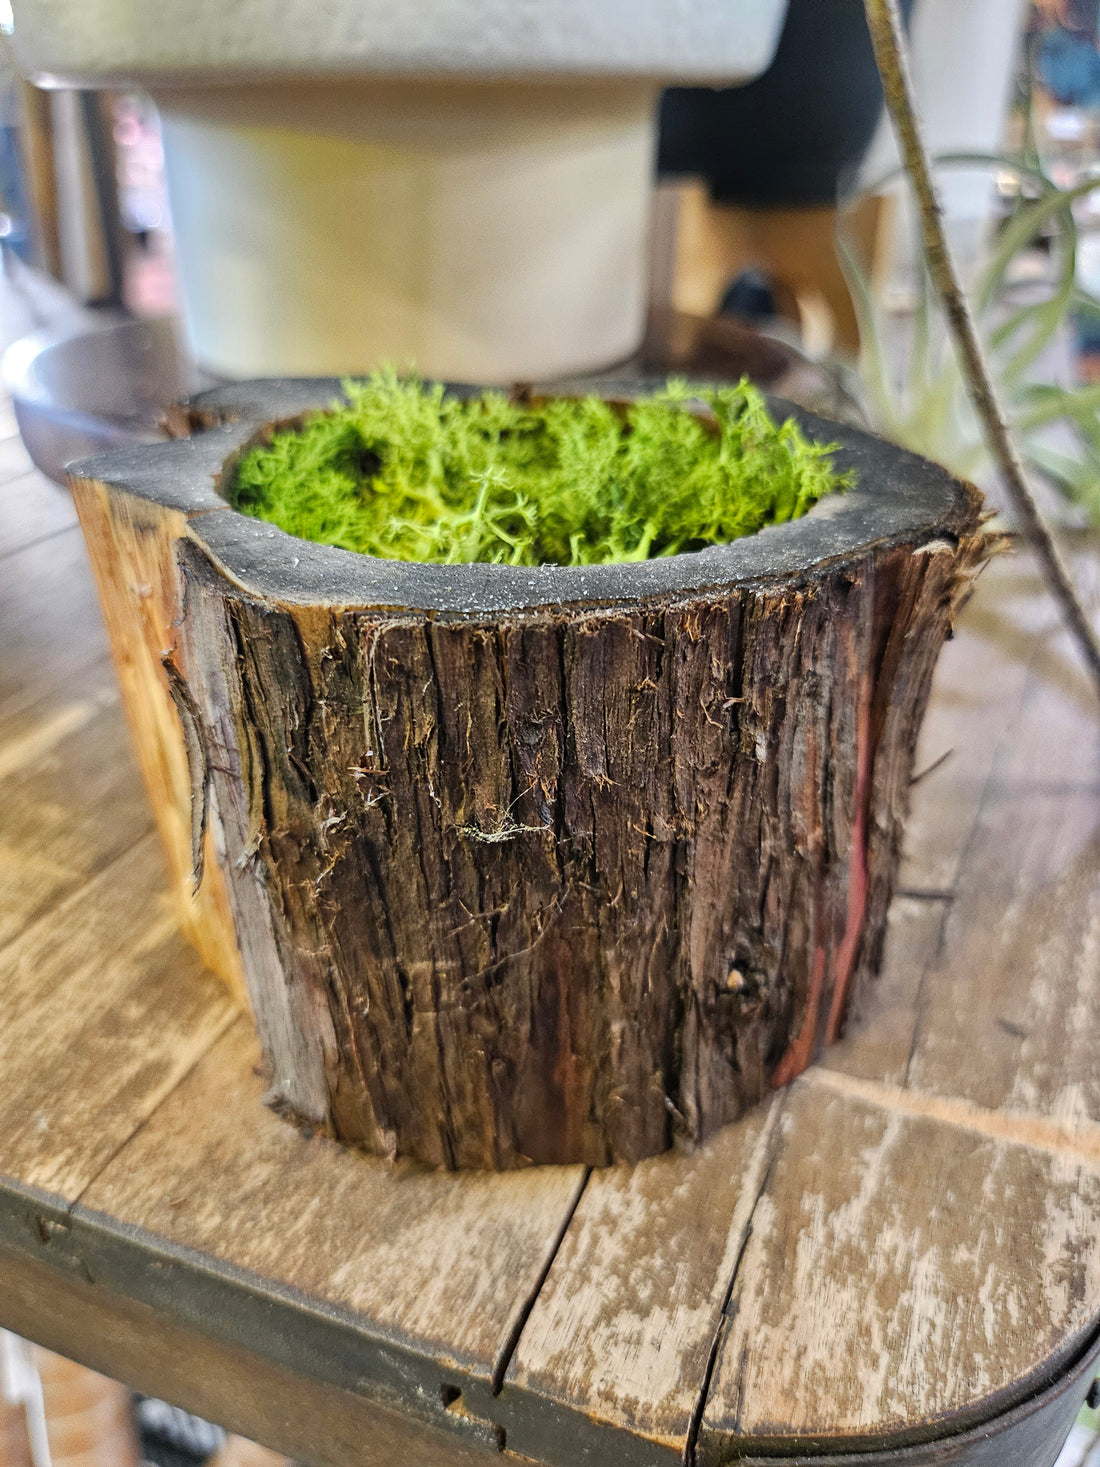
[826,679,873,1046]
[772,939,828,1088]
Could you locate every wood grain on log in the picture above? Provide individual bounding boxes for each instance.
[70,382,986,1168]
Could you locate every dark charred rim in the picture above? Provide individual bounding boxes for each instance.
[68,376,985,618]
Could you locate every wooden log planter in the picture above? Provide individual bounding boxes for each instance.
[69,379,985,1169]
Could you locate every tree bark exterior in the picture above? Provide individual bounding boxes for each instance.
[71,381,986,1168]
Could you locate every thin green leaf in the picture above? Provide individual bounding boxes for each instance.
[978,177,1100,313]
[836,231,901,431]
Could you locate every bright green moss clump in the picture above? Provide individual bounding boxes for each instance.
[229,370,851,566]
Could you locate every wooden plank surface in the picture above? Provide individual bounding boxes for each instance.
[0,432,78,557]
[906,598,1100,1121]
[698,554,1100,1461]
[0,527,109,719]
[77,1020,586,1399]
[499,1098,783,1465]
[0,674,151,947]
[0,466,78,558]
[0,344,1098,1467]
[700,1077,1100,1460]
[0,835,238,1196]
[0,441,157,945]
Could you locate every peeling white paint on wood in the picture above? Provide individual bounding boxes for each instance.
[506,1098,783,1443]
[705,1085,1100,1443]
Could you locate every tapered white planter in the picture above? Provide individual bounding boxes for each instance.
[156,82,656,382]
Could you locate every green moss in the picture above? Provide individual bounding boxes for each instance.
[228,369,852,567]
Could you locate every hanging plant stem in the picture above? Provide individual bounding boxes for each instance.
[863,0,1100,699]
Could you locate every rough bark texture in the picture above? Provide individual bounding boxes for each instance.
[174,533,982,1168]
[69,382,987,1169]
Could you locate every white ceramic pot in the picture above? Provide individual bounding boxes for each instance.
[14,0,789,378]
[156,81,657,382]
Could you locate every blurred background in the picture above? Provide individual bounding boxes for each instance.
[0,0,1098,533]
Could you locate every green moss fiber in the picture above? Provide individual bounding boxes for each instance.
[228,369,852,567]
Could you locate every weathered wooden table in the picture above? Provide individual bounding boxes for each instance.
[2,408,1099,1466]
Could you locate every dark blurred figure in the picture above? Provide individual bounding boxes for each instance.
[658,0,915,207]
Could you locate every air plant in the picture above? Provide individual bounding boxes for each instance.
[838,153,1100,523]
